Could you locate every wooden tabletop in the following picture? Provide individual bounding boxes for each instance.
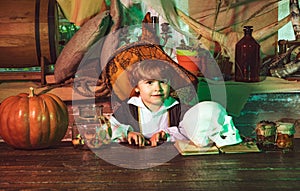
[1,140,300,190]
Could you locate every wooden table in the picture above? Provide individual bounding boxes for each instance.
[1,140,300,190]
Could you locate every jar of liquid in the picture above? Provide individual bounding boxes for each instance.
[235,26,260,82]
[276,122,295,150]
[255,120,277,150]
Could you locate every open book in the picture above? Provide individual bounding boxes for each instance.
[174,140,261,156]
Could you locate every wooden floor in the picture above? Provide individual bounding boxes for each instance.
[1,140,300,190]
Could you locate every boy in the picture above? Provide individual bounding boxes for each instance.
[109,59,191,147]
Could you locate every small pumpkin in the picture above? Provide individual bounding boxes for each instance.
[0,87,69,149]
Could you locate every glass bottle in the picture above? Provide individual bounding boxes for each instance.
[235,26,260,82]
[151,16,160,44]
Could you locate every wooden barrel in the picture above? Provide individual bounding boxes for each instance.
[0,0,59,68]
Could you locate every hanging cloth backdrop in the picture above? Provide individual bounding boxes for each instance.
[57,0,288,59]
[56,0,106,26]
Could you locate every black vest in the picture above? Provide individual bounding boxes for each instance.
[113,100,190,133]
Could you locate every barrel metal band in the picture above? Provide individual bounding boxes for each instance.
[35,0,42,65]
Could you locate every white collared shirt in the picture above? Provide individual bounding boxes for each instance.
[109,96,188,142]
[127,96,178,139]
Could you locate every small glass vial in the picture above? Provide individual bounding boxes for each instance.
[235,26,260,82]
[276,122,295,150]
[72,121,87,149]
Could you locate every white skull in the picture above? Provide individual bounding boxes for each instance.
[180,101,242,147]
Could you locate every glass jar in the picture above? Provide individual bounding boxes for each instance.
[255,120,277,150]
[72,105,112,149]
[276,122,295,150]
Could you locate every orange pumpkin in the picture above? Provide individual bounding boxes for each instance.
[0,87,69,149]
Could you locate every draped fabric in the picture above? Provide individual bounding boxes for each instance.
[181,0,281,60]
[57,0,106,26]
[57,0,285,59]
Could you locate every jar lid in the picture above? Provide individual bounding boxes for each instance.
[276,122,296,135]
[255,121,276,136]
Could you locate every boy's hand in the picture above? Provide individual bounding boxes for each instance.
[127,131,145,147]
[149,131,168,147]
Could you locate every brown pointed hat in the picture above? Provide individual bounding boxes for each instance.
[101,40,199,101]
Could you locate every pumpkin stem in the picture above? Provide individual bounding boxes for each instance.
[29,87,35,97]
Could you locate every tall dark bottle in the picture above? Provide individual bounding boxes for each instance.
[235,26,260,82]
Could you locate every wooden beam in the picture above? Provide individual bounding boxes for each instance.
[0,72,42,81]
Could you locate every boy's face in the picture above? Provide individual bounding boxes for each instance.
[136,79,170,111]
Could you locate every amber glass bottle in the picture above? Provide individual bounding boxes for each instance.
[235,26,260,82]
